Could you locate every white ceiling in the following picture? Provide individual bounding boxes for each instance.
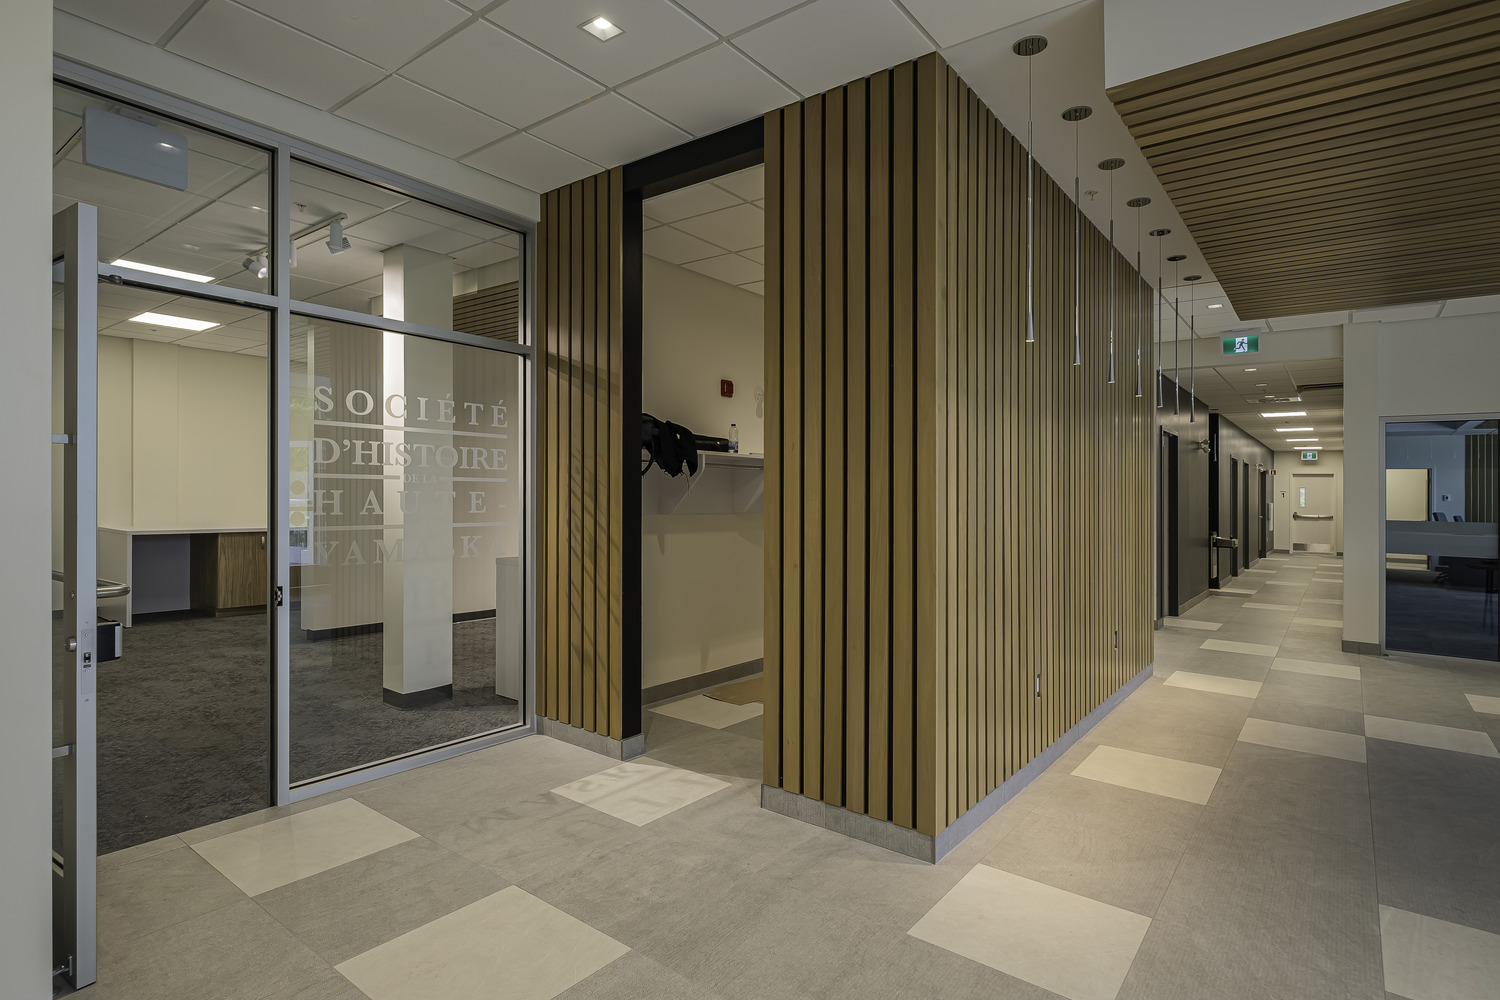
[645,165,765,295]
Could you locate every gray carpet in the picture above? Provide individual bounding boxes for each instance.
[55,610,520,855]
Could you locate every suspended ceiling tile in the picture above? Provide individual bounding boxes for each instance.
[683,253,763,286]
[460,133,601,194]
[643,226,723,264]
[1440,294,1500,317]
[1350,303,1443,324]
[451,242,519,270]
[167,0,385,110]
[341,208,475,256]
[741,281,766,296]
[336,77,514,159]
[402,22,603,129]
[713,165,765,202]
[673,0,804,35]
[619,44,798,136]
[899,0,1078,47]
[643,183,741,223]
[529,94,690,168]
[740,246,765,264]
[735,0,933,97]
[672,202,765,252]
[55,0,197,43]
[1266,312,1350,333]
[237,0,470,69]
[489,0,716,87]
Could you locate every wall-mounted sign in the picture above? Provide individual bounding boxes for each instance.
[1300,451,1319,461]
[1222,334,1259,355]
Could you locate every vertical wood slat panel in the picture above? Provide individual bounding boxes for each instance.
[541,190,557,723]
[781,103,804,795]
[823,88,846,806]
[866,72,892,821]
[945,65,962,824]
[801,96,824,803]
[890,58,916,832]
[844,81,869,816]
[763,110,784,789]
[568,184,584,727]
[558,188,573,727]
[581,176,597,735]
[606,169,624,740]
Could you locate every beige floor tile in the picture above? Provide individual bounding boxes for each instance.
[1465,693,1500,716]
[1381,905,1500,1000]
[336,886,628,1000]
[1200,638,1280,658]
[1164,618,1222,632]
[1164,670,1263,699]
[1243,602,1298,611]
[191,798,419,897]
[650,694,764,730]
[1272,657,1361,681]
[1071,745,1222,805]
[552,761,730,826]
[909,865,1151,1000]
[1293,617,1343,628]
[1237,718,1367,763]
[1304,598,1344,605]
[1214,588,1259,596]
[1365,715,1500,758]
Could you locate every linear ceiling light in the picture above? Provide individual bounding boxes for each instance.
[1014,35,1048,344]
[1276,427,1315,432]
[1127,196,1150,398]
[1208,303,1223,309]
[128,311,219,332]
[581,16,623,40]
[1099,156,1124,384]
[111,259,213,283]
[1286,438,1319,442]
[1262,410,1306,417]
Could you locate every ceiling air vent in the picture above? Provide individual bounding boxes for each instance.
[1297,381,1343,393]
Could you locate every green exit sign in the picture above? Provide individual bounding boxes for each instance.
[1300,451,1319,461]
[1223,334,1259,355]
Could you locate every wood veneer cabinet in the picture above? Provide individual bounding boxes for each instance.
[190,532,268,615]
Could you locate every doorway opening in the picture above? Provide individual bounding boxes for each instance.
[1159,429,1180,619]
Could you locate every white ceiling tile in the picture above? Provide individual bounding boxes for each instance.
[673,203,764,251]
[452,242,519,269]
[619,44,797,136]
[402,21,603,128]
[56,0,197,43]
[900,0,1078,48]
[337,77,513,159]
[237,0,470,69]
[1439,294,1500,317]
[487,0,716,87]
[1265,311,1351,332]
[643,227,723,264]
[461,133,601,194]
[529,94,690,167]
[1350,303,1442,324]
[712,165,764,202]
[168,1,385,109]
[683,253,763,285]
[673,0,805,35]
[741,281,765,296]
[643,183,740,222]
[734,0,933,97]
[740,246,765,264]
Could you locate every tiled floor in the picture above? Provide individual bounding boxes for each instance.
[76,554,1500,1000]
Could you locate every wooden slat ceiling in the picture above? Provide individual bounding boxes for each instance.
[1107,0,1500,319]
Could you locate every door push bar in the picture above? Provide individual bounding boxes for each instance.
[51,570,130,599]
[1211,534,1239,549]
[1292,512,1334,521]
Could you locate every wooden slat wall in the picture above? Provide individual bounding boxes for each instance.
[452,282,521,342]
[1466,434,1499,524]
[765,53,1155,837]
[538,169,625,739]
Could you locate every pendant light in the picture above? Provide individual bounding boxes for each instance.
[1184,274,1202,423]
[1149,227,1170,407]
[1061,106,1092,366]
[1168,253,1186,415]
[1098,157,1125,384]
[1127,196,1151,398]
[1014,35,1048,344]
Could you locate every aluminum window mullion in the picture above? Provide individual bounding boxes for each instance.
[290,299,534,357]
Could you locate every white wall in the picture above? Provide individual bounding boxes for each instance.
[2,2,55,993]
[1271,450,1344,553]
[1343,315,1500,648]
[1104,0,1394,88]
[641,258,766,688]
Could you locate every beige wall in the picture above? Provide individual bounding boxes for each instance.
[1271,449,1344,554]
[2,1,54,992]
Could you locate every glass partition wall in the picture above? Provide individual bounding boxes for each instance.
[51,75,534,855]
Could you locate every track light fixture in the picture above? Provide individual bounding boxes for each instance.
[1185,275,1202,423]
[1127,197,1151,399]
[242,254,268,280]
[1013,35,1048,344]
[326,219,350,255]
[1098,157,1125,384]
[1149,228,1170,407]
[1061,106,1092,367]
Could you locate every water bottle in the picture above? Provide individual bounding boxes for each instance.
[728,423,739,454]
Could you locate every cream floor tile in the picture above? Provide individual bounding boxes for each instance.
[1070,745,1222,805]
[909,865,1151,1000]
[190,798,418,897]
[1293,617,1343,628]
[1272,657,1361,681]
[1237,718,1367,763]
[1262,581,1303,587]
[1200,638,1280,658]
[1305,598,1344,605]
[650,694,763,730]
[1165,618,1222,632]
[1465,693,1500,716]
[1318,562,1343,568]
[1243,602,1298,611]
[1164,671,1263,699]
[1364,716,1500,758]
[1214,588,1259,596]
[1380,904,1500,1000]
[336,886,628,1000]
[552,761,730,826]
[1244,569,1275,575]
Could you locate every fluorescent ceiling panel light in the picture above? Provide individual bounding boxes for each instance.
[1276,427,1314,432]
[128,311,219,332]
[1208,303,1223,309]
[1243,367,1257,372]
[111,259,214,283]
[1286,438,1319,442]
[1262,411,1306,417]
[581,16,623,40]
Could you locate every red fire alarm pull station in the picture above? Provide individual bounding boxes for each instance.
[720,379,734,398]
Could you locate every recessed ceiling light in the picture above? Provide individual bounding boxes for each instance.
[111,259,213,283]
[1299,446,1323,450]
[1255,383,1267,387]
[1244,367,1257,372]
[1286,438,1318,442]
[581,16,623,40]
[128,311,219,332]
[1276,427,1314,433]
[1261,411,1306,418]
[1208,303,1223,309]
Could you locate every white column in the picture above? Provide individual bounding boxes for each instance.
[381,246,455,705]
[1,1,56,994]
